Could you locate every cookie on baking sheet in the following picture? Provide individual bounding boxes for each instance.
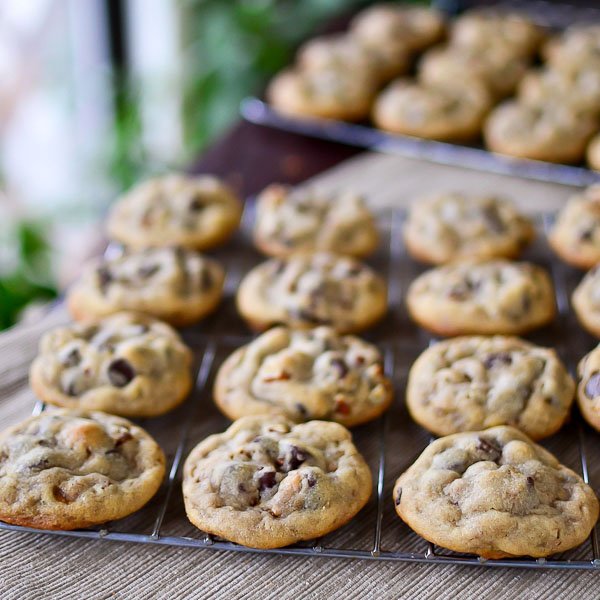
[236,252,387,334]
[543,24,600,73]
[393,426,599,559]
[214,326,393,427]
[106,174,242,251]
[518,67,600,116]
[549,184,600,270]
[404,192,535,265]
[577,344,600,432]
[0,410,165,530]
[350,4,446,53]
[588,133,600,172]
[418,44,528,99]
[450,10,545,58]
[484,100,598,164]
[267,66,377,122]
[297,33,410,83]
[253,184,379,259]
[407,336,575,440]
[182,416,372,549]
[67,247,225,327]
[406,259,556,336]
[373,79,491,142]
[572,266,600,338]
[30,313,193,418]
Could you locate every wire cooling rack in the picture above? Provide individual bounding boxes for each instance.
[240,0,600,187]
[1,204,600,571]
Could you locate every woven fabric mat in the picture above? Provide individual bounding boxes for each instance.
[1,153,596,600]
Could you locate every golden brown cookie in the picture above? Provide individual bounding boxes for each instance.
[106,174,242,251]
[394,426,599,559]
[407,336,575,440]
[182,416,372,548]
[572,266,600,338]
[549,184,600,270]
[373,79,491,142]
[406,259,556,336]
[67,247,225,327]
[543,25,600,73]
[214,326,393,427]
[253,184,379,258]
[0,410,165,530]
[588,133,600,171]
[404,192,535,265]
[484,100,598,164]
[236,252,387,334]
[30,313,193,418]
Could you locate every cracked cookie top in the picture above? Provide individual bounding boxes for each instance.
[214,326,392,426]
[549,184,600,270]
[107,174,242,251]
[407,336,574,439]
[394,426,599,558]
[406,259,556,336]
[30,313,193,418]
[404,192,534,264]
[0,410,165,530]
[236,252,387,334]
[67,247,225,326]
[182,416,372,548]
[253,184,379,258]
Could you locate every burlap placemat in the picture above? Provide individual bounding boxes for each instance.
[1,154,597,600]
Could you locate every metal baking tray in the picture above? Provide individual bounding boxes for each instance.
[1,202,599,571]
[240,0,600,187]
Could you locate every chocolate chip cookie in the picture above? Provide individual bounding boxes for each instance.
[588,133,600,171]
[406,260,556,336]
[0,410,165,530]
[394,426,599,558]
[267,66,377,122]
[404,192,535,265]
[549,184,600,270]
[253,184,379,258]
[67,247,225,326]
[407,336,575,440]
[106,174,242,251]
[350,5,446,53]
[214,326,393,427]
[236,252,387,334]
[182,416,372,548]
[484,100,598,164]
[30,313,193,418]
[572,266,600,338]
[543,24,600,73]
[373,79,491,142]
[577,344,600,432]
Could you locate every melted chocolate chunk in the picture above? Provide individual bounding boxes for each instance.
[579,228,594,242]
[279,446,308,472]
[114,432,133,446]
[189,197,205,212]
[107,359,136,387]
[527,476,535,487]
[330,358,349,378]
[61,348,81,368]
[476,437,502,462]
[448,279,478,301]
[306,473,317,488]
[258,470,277,491]
[295,403,308,418]
[138,264,160,279]
[585,373,600,399]
[483,352,513,369]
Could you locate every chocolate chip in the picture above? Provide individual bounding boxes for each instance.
[293,309,331,326]
[295,403,308,418]
[189,198,205,212]
[579,228,594,242]
[476,437,502,461]
[97,266,112,292]
[306,473,317,488]
[448,280,476,301]
[200,268,213,291]
[30,458,50,470]
[483,352,512,369]
[482,205,506,234]
[138,264,159,279]
[114,432,133,446]
[585,373,600,399]
[107,359,136,387]
[258,470,277,491]
[527,476,535,487]
[279,446,308,472]
[335,398,351,415]
[61,348,81,367]
[65,381,79,397]
[330,358,349,378]
[395,488,402,506]
[52,485,70,503]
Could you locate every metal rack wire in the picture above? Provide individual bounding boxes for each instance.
[1,207,599,571]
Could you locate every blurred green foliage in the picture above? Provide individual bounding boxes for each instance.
[0,222,57,330]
